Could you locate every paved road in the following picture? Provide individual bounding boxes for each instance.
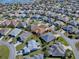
[0,41,16,59]
[55,31,79,59]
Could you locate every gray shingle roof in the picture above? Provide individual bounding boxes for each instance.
[48,43,66,57]
[18,31,32,42]
[41,32,56,42]
[9,28,22,37]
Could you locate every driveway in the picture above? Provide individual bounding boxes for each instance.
[0,41,16,59]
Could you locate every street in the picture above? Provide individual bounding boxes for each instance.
[0,41,16,59]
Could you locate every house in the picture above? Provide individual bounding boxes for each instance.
[48,42,66,57]
[22,46,30,55]
[0,20,11,27]
[31,15,42,20]
[28,40,41,51]
[17,31,32,42]
[0,28,11,36]
[31,24,51,35]
[57,0,64,2]
[60,16,69,23]
[54,21,65,27]
[40,32,56,42]
[69,20,78,26]
[33,54,44,59]
[62,25,75,34]
[75,30,79,34]
[9,28,22,37]
[17,22,27,28]
[9,20,18,27]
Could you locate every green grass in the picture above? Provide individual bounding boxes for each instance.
[26,50,43,57]
[2,36,11,41]
[65,49,75,59]
[16,43,25,51]
[57,37,69,46]
[16,55,23,59]
[0,45,9,59]
[46,58,61,59]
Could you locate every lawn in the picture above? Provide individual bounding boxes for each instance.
[16,55,23,59]
[46,58,61,59]
[0,45,9,59]
[65,49,75,59]
[57,37,69,46]
[26,50,43,57]
[75,42,79,51]
[16,43,25,51]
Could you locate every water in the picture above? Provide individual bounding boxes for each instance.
[0,0,33,4]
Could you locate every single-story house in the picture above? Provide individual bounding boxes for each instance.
[60,16,69,23]
[0,20,11,27]
[22,46,30,55]
[62,25,75,34]
[31,15,42,19]
[31,24,51,35]
[57,0,64,2]
[28,40,41,51]
[0,28,11,36]
[54,21,65,26]
[9,28,22,37]
[40,32,56,42]
[17,31,32,42]
[48,42,66,57]
[69,20,78,26]
[17,22,27,28]
[33,54,44,59]
[75,30,79,34]
[9,20,18,27]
